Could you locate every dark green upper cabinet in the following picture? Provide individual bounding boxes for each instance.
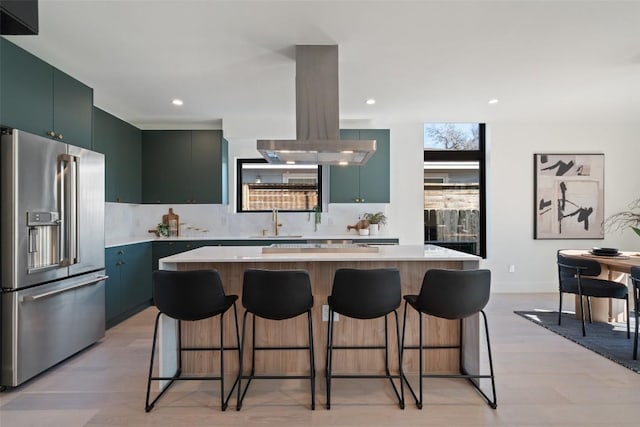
[0,38,93,149]
[52,69,93,149]
[93,107,141,203]
[1,37,53,136]
[329,129,390,203]
[142,130,227,204]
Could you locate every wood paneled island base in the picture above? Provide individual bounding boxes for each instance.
[157,245,482,380]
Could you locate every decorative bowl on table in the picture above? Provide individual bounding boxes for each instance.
[589,247,620,257]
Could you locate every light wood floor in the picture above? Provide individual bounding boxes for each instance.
[2,293,640,426]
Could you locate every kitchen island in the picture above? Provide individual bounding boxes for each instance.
[157,244,482,378]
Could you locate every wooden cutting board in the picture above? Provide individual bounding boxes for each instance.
[162,208,179,236]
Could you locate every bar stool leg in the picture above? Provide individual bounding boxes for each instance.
[236,310,250,410]
[393,310,405,409]
[326,307,335,410]
[307,310,316,410]
[223,303,241,409]
[220,311,226,410]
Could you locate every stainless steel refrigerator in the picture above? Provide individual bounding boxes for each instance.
[1,128,107,388]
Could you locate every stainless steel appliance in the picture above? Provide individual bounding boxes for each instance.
[1,128,106,388]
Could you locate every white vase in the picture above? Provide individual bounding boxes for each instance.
[359,228,370,236]
[369,223,379,235]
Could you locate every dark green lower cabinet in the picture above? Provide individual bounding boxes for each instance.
[105,242,152,329]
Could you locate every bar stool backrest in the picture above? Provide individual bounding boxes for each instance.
[152,269,228,321]
[416,269,491,320]
[330,268,401,319]
[242,269,313,320]
[631,266,640,283]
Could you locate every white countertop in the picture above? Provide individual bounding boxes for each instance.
[158,244,479,265]
[105,233,398,248]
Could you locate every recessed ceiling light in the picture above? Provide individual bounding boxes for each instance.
[172,99,184,106]
[488,98,499,105]
[286,160,296,165]
[365,99,376,105]
[338,161,349,166]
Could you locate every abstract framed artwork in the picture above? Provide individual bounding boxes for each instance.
[534,153,604,239]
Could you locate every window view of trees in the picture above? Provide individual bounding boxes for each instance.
[424,123,480,150]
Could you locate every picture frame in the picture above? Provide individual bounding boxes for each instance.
[533,153,604,239]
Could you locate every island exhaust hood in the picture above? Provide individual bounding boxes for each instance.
[257,45,376,166]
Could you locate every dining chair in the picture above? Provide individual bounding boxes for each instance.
[557,252,630,338]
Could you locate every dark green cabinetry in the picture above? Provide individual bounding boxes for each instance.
[142,130,227,204]
[94,107,142,203]
[52,69,93,148]
[152,241,206,270]
[105,243,152,329]
[329,129,390,203]
[0,38,93,149]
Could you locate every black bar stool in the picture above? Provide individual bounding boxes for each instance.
[145,269,240,412]
[401,268,496,409]
[236,269,315,410]
[326,268,404,409]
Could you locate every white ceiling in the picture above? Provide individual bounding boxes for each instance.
[6,0,640,132]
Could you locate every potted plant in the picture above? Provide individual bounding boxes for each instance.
[363,212,387,235]
[605,198,640,237]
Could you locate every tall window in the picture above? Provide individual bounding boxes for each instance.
[424,123,486,257]
[237,159,322,212]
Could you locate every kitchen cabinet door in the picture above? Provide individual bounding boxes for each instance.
[329,129,390,203]
[357,129,390,203]
[0,37,53,137]
[53,68,93,149]
[142,130,191,203]
[104,247,123,327]
[94,107,141,203]
[329,130,361,203]
[191,130,224,203]
[120,243,152,314]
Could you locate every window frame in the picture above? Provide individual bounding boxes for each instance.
[236,158,323,213]
[423,123,486,258]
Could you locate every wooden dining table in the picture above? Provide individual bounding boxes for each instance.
[560,249,640,322]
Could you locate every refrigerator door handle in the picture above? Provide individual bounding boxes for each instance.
[58,154,67,266]
[58,153,79,266]
[21,275,108,302]
[69,154,79,265]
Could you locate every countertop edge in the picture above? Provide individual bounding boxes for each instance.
[105,234,400,248]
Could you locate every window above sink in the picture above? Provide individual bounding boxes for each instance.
[237,159,322,213]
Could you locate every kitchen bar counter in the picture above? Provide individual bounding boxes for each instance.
[159,244,478,265]
[157,244,483,380]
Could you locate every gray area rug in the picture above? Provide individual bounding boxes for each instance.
[514,310,639,373]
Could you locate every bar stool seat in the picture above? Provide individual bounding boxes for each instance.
[236,269,315,410]
[145,269,240,412]
[325,268,404,409]
[401,268,496,409]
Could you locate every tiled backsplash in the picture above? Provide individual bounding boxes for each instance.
[105,203,390,240]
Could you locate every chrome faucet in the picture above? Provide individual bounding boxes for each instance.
[272,208,282,236]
